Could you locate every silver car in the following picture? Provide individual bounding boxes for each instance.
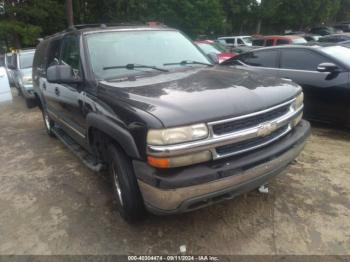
[7,49,36,108]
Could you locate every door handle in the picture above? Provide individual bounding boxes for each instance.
[54,87,60,96]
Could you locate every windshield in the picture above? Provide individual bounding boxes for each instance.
[243,37,252,44]
[19,52,34,69]
[322,46,350,67]
[86,30,211,80]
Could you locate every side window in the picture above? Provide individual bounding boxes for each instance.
[241,51,278,68]
[281,49,331,71]
[266,39,274,46]
[47,39,62,67]
[225,39,235,44]
[237,39,244,45]
[252,39,264,46]
[60,35,81,74]
[276,39,290,45]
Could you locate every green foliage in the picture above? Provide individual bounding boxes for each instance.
[1,0,350,49]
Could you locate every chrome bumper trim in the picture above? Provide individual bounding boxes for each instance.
[140,139,306,212]
[147,103,303,159]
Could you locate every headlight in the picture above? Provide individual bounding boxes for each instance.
[292,92,304,110]
[22,75,32,84]
[147,123,209,145]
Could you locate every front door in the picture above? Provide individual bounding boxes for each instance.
[277,48,350,125]
[57,34,87,144]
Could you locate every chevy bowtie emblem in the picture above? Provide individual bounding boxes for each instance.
[258,122,277,137]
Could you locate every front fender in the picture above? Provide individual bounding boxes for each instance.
[86,113,141,159]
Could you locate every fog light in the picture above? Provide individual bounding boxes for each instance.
[147,151,212,168]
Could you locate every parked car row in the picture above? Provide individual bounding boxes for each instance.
[222,44,350,128]
[5,23,349,223]
[3,49,36,107]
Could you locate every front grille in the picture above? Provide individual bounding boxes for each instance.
[212,104,290,135]
[216,125,288,156]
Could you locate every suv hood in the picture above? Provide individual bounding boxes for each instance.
[100,66,301,127]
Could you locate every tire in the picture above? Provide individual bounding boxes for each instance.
[42,108,55,137]
[25,98,37,109]
[108,144,146,222]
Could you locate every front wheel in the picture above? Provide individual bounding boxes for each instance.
[108,144,146,222]
[42,108,55,137]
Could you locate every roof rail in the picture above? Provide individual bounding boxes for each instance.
[70,23,146,30]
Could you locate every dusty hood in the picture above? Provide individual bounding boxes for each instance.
[100,66,301,127]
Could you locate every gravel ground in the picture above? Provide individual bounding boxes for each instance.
[0,92,349,255]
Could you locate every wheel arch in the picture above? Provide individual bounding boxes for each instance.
[86,113,141,160]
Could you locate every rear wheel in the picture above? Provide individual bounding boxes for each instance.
[108,144,146,222]
[42,108,55,137]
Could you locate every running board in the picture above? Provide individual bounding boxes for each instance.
[52,126,106,172]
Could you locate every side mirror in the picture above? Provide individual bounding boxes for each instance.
[47,64,82,84]
[207,53,219,64]
[317,62,341,73]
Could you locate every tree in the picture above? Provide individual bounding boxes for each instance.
[0,0,65,49]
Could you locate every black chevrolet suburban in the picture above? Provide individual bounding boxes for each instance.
[32,24,310,222]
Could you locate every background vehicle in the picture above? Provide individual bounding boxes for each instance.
[309,26,340,36]
[195,40,237,63]
[223,45,350,127]
[334,23,350,32]
[231,45,260,54]
[33,25,309,222]
[252,35,307,46]
[4,52,16,87]
[303,34,321,42]
[217,36,253,48]
[318,33,350,43]
[6,49,36,107]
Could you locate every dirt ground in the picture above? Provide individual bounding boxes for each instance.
[0,92,350,255]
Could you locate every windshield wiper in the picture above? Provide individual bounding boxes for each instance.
[103,64,168,72]
[163,60,213,67]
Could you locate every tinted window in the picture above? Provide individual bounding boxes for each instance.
[47,39,62,68]
[276,39,290,45]
[281,49,331,71]
[240,50,278,67]
[237,39,244,45]
[225,39,235,44]
[33,40,50,78]
[266,39,274,46]
[252,39,264,46]
[61,35,81,72]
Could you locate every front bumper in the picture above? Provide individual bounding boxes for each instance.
[135,120,310,214]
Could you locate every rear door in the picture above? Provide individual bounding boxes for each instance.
[277,48,349,123]
[234,50,280,77]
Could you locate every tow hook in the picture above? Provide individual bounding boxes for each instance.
[258,184,269,194]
